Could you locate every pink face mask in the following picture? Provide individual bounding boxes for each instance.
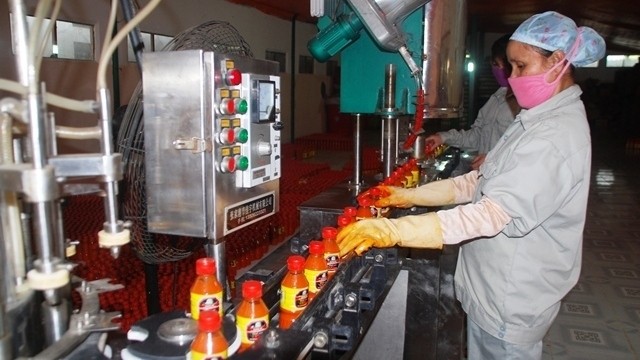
[508,31,582,109]
[507,59,571,109]
[491,66,510,87]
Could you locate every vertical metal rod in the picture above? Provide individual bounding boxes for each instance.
[98,89,120,234]
[206,242,227,300]
[29,90,56,276]
[382,64,398,178]
[9,0,29,86]
[383,117,397,178]
[384,64,396,109]
[353,113,362,186]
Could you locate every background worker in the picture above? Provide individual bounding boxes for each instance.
[425,34,520,170]
[337,11,606,360]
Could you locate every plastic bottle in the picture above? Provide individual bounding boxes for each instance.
[190,257,224,320]
[236,280,270,352]
[321,227,340,277]
[188,310,229,359]
[279,255,309,329]
[304,241,329,301]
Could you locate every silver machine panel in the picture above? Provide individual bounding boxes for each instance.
[143,50,281,240]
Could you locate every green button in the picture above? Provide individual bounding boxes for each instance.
[236,156,249,171]
[236,99,248,114]
[236,128,249,143]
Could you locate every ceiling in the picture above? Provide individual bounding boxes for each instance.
[228,0,640,53]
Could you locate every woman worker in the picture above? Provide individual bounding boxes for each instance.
[337,11,605,359]
[426,34,520,170]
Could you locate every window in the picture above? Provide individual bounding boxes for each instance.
[606,55,640,68]
[581,60,599,68]
[127,32,174,62]
[265,50,286,73]
[11,14,94,60]
[299,55,314,74]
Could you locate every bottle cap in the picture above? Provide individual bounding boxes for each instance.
[343,207,357,217]
[321,227,338,240]
[242,280,263,298]
[195,258,216,276]
[198,310,221,332]
[337,214,352,227]
[308,241,325,255]
[287,255,306,271]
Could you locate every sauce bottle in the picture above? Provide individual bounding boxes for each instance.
[189,310,229,359]
[321,227,340,277]
[190,257,224,320]
[304,241,329,301]
[236,280,269,352]
[279,255,309,329]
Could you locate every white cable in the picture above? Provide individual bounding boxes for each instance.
[35,0,62,73]
[55,125,102,140]
[0,79,96,113]
[96,0,163,90]
[100,0,120,75]
[27,0,54,87]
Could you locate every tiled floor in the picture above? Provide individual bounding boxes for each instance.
[542,135,640,359]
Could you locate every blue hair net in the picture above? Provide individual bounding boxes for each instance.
[510,11,606,67]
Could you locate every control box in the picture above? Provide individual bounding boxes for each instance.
[143,50,281,239]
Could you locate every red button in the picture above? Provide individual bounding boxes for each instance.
[226,69,242,86]
[221,156,236,173]
[220,98,235,115]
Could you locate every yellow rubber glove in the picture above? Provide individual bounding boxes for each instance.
[375,171,480,208]
[337,213,444,256]
[375,180,456,208]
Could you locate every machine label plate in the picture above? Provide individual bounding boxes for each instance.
[224,191,275,233]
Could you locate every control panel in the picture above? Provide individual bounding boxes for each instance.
[142,50,281,239]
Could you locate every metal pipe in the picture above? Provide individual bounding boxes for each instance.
[42,298,70,346]
[98,88,122,240]
[206,241,228,301]
[382,117,397,178]
[353,113,362,186]
[382,64,398,178]
[384,64,396,110]
[9,0,29,86]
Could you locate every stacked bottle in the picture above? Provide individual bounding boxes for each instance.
[279,255,309,329]
[190,258,224,320]
[304,241,329,301]
[188,310,229,359]
[321,227,340,277]
[236,280,269,352]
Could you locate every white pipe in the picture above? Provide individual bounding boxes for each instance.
[35,0,62,72]
[96,0,163,89]
[28,0,54,88]
[55,125,101,140]
[0,79,97,113]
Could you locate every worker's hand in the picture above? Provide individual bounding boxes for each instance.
[425,134,444,153]
[337,218,400,256]
[471,154,487,170]
[337,213,444,256]
[373,186,415,208]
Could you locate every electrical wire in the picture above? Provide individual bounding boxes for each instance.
[96,0,163,90]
